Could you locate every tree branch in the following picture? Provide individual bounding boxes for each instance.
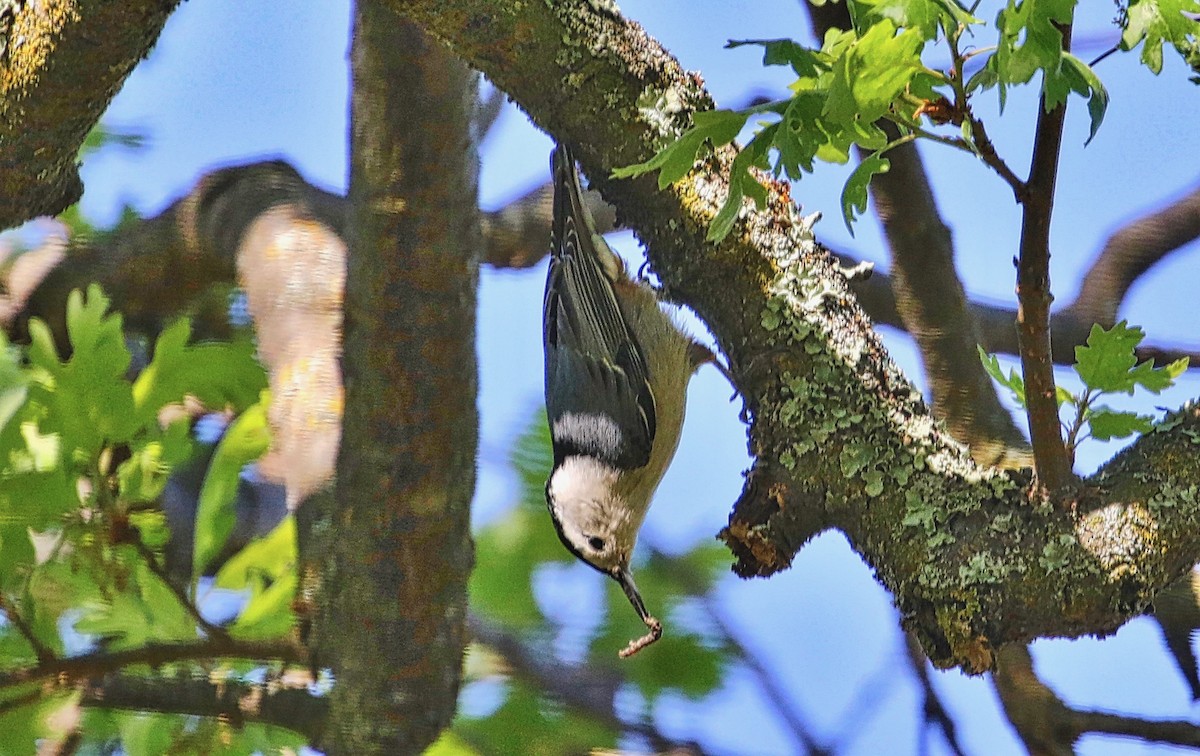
[1062,181,1200,328]
[903,633,966,756]
[467,613,704,754]
[1015,22,1074,492]
[308,6,478,753]
[993,644,1200,751]
[0,638,306,690]
[393,0,1200,673]
[803,0,1031,470]
[0,0,180,229]
[0,593,56,665]
[78,668,326,741]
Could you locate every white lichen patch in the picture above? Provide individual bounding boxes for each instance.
[1076,502,1158,576]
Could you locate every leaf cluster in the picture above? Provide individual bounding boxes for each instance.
[0,286,300,752]
[609,0,1200,238]
[980,321,1188,458]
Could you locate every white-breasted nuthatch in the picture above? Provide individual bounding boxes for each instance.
[543,143,726,658]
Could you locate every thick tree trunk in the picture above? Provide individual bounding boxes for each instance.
[307,4,480,752]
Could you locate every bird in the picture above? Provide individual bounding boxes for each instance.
[542,141,728,657]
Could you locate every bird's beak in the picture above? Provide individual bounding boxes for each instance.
[611,565,663,658]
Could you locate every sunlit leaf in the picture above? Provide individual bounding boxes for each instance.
[193,397,272,577]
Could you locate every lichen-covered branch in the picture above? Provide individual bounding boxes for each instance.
[391,0,1200,673]
[0,0,180,229]
[803,0,1030,469]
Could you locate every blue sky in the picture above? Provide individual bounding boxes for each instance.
[57,1,1200,753]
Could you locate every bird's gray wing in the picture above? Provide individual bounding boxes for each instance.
[543,144,655,470]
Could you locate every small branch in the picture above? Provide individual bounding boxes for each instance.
[1062,182,1200,328]
[0,638,307,691]
[1088,44,1121,68]
[0,593,56,665]
[1073,710,1200,746]
[1014,21,1075,492]
[79,668,326,741]
[128,532,231,642]
[642,543,825,753]
[993,644,1200,751]
[700,594,828,755]
[467,613,703,754]
[942,26,1026,200]
[904,633,966,756]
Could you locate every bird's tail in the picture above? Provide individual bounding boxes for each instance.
[551,143,623,280]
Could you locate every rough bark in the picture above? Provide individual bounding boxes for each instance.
[390,0,1200,673]
[307,5,479,753]
[0,0,179,229]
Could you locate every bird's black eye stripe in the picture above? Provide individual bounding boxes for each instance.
[587,536,605,551]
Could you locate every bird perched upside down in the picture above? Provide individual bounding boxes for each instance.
[543,143,727,658]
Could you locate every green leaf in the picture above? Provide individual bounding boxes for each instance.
[0,524,34,591]
[133,318,267,425]
[841,153,890,231]
[212,517,298,640]
[1046,53,1108,144]
[726,38,828,76]
[426,729,481,756]
[612,109,750,187]
[826,21,927,123]
[850,0,980,40]
[1089,408,1154,441]
[26,286,139,459]
[1121,0,1200,75]
[1055,384,1076,408]
[117,420,195,504]
[456,679,617,755]
[0,334,28,436]
[1074,321,1147,394]
[193,397,272,577]
[80,124,147,159]
[978,346,1027,407]
[115,712,181,756]
[0,692,80,752]
[990,0,1074,87]
[74,558,195,649]
[229,570,297,639]
[214,515,297,591]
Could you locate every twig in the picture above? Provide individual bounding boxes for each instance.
[903,633,966,756]
[699,593,829,755]
[994,643,1200,750]
[1014,21,1075,492]
[0,593,56,665]
[0,638,307,691]
[78,668,326,741]
[1073,710,1200,746]
[1088,44,1121,68]
[642,543,826,754]
[1062,181,1200,328]
[467,612,704,754]
[128,532,232,642]
[944,24,1027,200]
